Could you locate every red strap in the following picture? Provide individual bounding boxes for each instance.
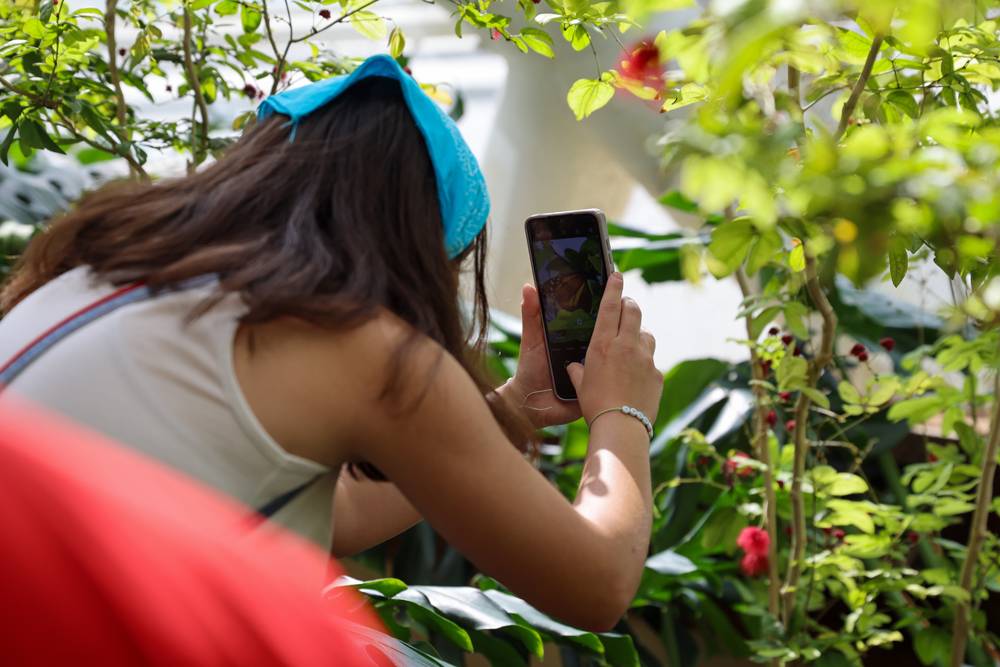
[0,282,146,377]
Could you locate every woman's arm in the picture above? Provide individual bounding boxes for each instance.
[331,476,422,557]
[334,274,661,631]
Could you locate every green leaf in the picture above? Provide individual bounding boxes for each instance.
[788,242,805,272]
[827,473,868,496]
[483,590,603,654]
[745,229,782,275]
[388,27,406,58]
[341,577,409,598]
[562,24,590,51]
[658,190,698,213]
[887,395,941,424]
[707,219,754,273]
[750,305,782,340]
[600,634,639,667]
[566,78,614,121]
[841,534,890,557]
[800,387,830,410]
[888,236,908,287]
[783,302,809,339]
[215,0,238,15]
[776,354,808,391]
[350,10,387,40]
[22,18,46,39]
[520,27,554,58]
[914,627,952,666]
[645,549,697,575]
[17,119,64,154]
[240,4,262,33]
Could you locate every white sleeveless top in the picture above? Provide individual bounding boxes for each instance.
[0,267,338,549]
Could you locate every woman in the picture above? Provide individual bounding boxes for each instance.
[0,55,662,631]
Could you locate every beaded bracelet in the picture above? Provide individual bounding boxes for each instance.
[587,405,654,440]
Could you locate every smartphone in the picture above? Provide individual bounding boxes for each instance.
[525,209,614,401]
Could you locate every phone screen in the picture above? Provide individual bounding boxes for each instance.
[526,211,611,400]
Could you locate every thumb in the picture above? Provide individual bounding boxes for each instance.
[566,362,585,393]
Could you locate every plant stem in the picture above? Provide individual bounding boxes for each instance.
[105,0,127,128]
[182,3,210,170]
[788,64,801,113]
[950,368,1000,667]
[782,247,837,627]
[834,33,883,140]
[736,268,782,626]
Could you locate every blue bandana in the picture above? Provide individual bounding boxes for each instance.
[257,54,490,259]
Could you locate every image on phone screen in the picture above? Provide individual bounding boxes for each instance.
[526,212,610,400]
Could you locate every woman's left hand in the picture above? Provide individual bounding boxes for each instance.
[498,284,583,429]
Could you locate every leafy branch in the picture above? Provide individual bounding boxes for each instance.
[834,33,883,140]
[736,267,781,626]
[182,3,210,170]
[782,247,837,627]
[950,366,1000,666]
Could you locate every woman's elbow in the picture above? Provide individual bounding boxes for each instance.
[558,569,640,632]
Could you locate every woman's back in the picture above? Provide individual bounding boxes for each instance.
[0,267,337,547]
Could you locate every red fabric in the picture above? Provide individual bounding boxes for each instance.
[0,398,380,666]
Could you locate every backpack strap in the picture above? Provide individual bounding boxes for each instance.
[0,274,316,518]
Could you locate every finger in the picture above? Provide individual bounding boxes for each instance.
[618,297,642,338]
[566,362,585,393]
[640,330,656,354]
[592,272,623,342]
[520,284,545,349]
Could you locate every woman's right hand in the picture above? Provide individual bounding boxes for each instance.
[566,272,662,428]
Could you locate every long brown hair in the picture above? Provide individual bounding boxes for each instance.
[2,77,532,476]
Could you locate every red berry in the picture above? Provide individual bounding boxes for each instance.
[491,28,502,41]
[793,346,803,357]
[833,529,845,541]
[532,0,541,4]
[779,391,792,403]
[318,8,331,18]
[907,531,919,544]
[822,526,832,536]
[165,84,172,92]
[785,419,796,432]
[781,334,794,345]
[723,452,756,479]
[760,360,772,376]
[928,453,938,462]
[850,343,866,357]
[118,48,126,57]
[880,337,896,352]
[242,83,257,97]
[768,326,780,336]
[857,352,869,362]
[777,479,785,490]
[765,410,777,427]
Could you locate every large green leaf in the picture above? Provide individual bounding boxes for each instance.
[567,78,614,121]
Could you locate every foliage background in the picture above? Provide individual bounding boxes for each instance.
[3,0,1000,665]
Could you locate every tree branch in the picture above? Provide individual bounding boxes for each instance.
[835,33,883,140]
[182,3,210,170]
[950,367,1000,666]
[736,268,782,629]
[288,0,379,44]
[782,246,837,627]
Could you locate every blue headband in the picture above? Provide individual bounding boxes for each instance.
[257,54,490,259]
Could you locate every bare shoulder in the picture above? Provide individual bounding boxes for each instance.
[233,310,442,467]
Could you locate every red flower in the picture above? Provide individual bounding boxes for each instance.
[857,351,869,363]
[785,419,796,432]
[760,359,772,376]
[850,343,866,357]
[833,528,846,542]
[778,391,792,403]
[737,526,770,555]
[242,83,258,98]
[620,40,664,87]
[880,337,896,352]
[740,552,769,577]
[765,410,777,427]
[490,28,502,41]
[907,531,920,544]
[318,8,331,18]
[928,453,938,462]
[737,526,770,577]
[793,346,803,357]
[724,452,756,479]
[781,334,794,345]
